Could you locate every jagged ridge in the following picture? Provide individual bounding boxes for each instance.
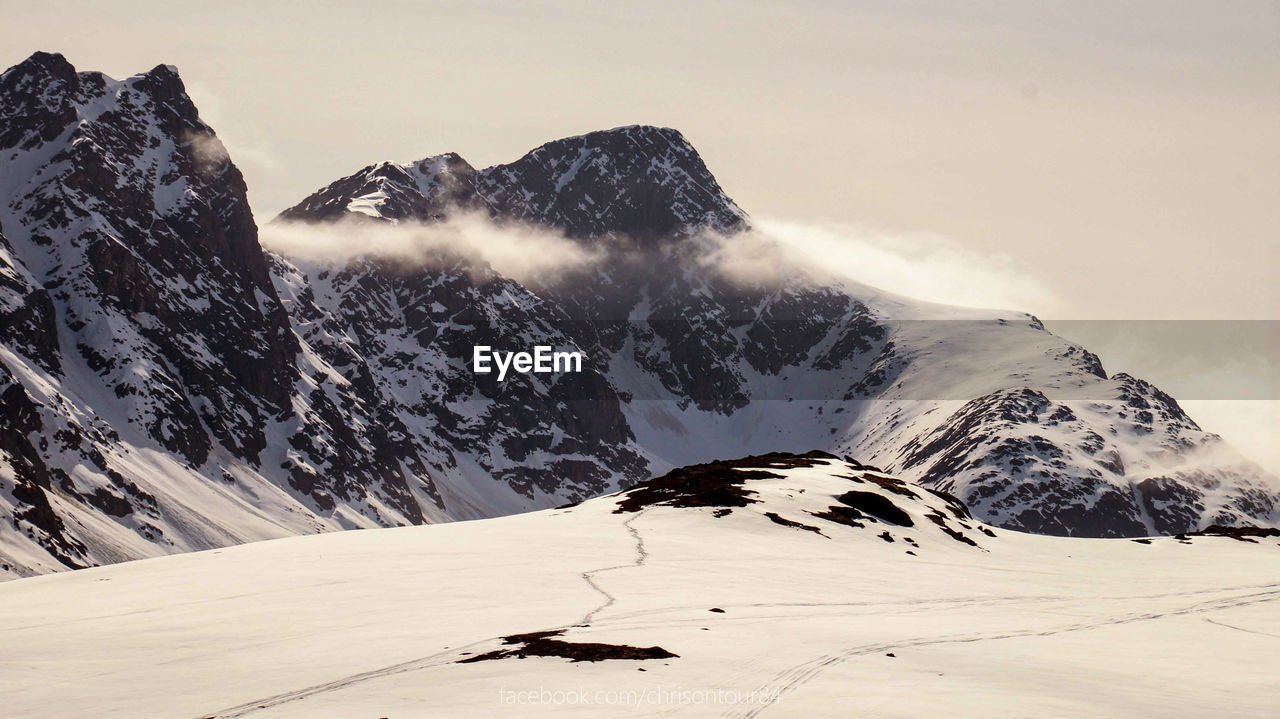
[280,124,748,243]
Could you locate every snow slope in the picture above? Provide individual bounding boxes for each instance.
[2,453,1276,718]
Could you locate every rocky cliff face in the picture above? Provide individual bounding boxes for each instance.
[278,153,479,223]
[1,52,296,465]
[0,54,442,576]
[278,125,747,244]
[473,126,748,243]
[1,53,1275,577]
[269,249,647,514]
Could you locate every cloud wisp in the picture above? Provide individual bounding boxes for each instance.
[263,213,1064,315]
[701,217,1063,315]
[259,213,603,286]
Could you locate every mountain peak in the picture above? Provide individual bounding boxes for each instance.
[545,124,692,152]
[280,124,747,242]
[1,53,83,151]
[475,124,746,242]
[137,62,184,90]
[4,51,76,81]
[415,151,474,172]
[279,152,479,223]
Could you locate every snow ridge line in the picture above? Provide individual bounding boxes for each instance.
[580,508,649,626]
[724,585,1280,719]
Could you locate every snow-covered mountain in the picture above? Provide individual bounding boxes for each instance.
[278,125,749,243]
[0,53,451,578]
[4,452,1277,718]
[271,118,1279,539]
[1,53,1276,578]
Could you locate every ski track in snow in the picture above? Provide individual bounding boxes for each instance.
[191,582,1280,719]
[187,520,1280,719]
[196,508,652,719]
[194,637,503,719]
[1202,616,1280,640]
[582,580,1280,631]
[580,508,649,626]
[726,584,1280,719]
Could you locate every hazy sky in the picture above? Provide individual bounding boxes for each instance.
[3,1,1277,462]
[6,0,1276,320]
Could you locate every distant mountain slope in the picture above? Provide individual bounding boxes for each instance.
[3,452,1277,718]
[273,126,1278,541]
[1,53,1276,578]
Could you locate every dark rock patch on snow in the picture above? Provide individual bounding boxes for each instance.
[763,511,826,536]
[459,630,678,663]
[926,511,980,547]
[831,490,914,527]
[613,451,838,513]
[810,506,866,529]
[1181,525,1280,543]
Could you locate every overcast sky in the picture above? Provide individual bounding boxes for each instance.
[3,0,1277,464]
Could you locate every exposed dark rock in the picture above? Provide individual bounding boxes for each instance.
[281,125,746,248]
[831,490,915,527]
[925,511,980,548]
[764,511,826,535]
[1184,525,1280,543]
[458,630,678,663]
[613,451,838,513]
[810,506,866,529]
